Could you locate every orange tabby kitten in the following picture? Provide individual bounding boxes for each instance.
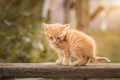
[43,23,110,66]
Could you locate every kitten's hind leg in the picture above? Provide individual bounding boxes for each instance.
[70,56,83,66]
[79,57,90,66]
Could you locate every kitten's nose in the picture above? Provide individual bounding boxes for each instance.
[53,39,56,43]
[51,39,56,44]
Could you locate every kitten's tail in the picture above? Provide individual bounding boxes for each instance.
[91,56,110,63]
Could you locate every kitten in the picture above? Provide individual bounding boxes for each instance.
[43,23,110,66]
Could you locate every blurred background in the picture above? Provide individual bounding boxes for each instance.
[0,0,120,76]
[0,0,120,63]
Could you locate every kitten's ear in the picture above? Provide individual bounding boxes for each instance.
[42,23,49,30]
[42,23,48,28]
[64,24,71,31]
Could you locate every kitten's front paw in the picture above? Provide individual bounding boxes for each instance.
[62,63,69,65]
[70,62,80,66]
[70,62,76,66]
[56,59,62,65]
[62,61,69,65]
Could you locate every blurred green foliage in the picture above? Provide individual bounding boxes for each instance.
[0,0,57,63]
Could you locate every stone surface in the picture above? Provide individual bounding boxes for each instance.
[0,63,120,79]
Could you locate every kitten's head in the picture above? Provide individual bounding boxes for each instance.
[43,23,70,44]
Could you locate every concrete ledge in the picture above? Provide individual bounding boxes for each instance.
[0,63,120,79]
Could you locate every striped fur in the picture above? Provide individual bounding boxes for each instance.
[43,23,110,66]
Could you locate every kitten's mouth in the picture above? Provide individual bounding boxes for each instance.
[51,42,54,44]
[50,41,56,44]
[51,41,59,44]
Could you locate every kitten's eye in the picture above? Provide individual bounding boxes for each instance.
[50,37,53,39]
[57,37,60,39]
